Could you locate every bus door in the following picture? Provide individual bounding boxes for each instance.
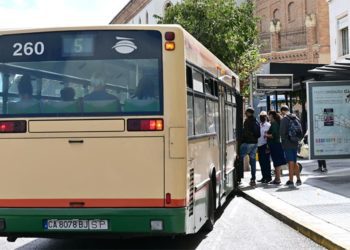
[235,93,244,182]
[218,84,227,200]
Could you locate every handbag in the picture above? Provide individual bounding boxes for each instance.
[299,140,309,159]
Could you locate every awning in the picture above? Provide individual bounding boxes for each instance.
[309,57,350,80]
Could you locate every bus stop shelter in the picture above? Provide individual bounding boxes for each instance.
[309,57,350,81]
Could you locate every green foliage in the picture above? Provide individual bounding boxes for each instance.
[156,0,262,95]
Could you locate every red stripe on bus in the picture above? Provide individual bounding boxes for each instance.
[165,199,186,207]
[0,198,185,208]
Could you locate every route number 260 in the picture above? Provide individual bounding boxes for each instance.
[13,42,45,56]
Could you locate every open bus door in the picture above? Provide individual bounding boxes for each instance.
[218,84,226,206]
[235,93,244,186]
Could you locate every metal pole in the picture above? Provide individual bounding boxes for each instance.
[275,91,278,111]
[249,75,253,108]
[266,95,271,111]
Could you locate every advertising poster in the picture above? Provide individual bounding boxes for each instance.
[307,81,350,159]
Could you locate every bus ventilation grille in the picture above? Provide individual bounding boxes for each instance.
[189,168,194,216]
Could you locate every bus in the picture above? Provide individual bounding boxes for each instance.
[0,25,241,240]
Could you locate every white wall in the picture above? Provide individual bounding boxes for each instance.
[129,0,181,24]
[329,0,350,62]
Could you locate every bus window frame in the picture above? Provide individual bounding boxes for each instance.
[187,63,225,140]
[0,61,164,117]
[224,85,237,144]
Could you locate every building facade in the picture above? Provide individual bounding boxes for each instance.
[110,0,180,24]
[328,0,350,62]
[255,0,331,64]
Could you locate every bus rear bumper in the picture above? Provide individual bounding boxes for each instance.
[0,207,186,237]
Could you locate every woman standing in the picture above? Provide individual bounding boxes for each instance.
[266,111,287,185]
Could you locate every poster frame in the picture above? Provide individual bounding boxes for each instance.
[307,80,350,160]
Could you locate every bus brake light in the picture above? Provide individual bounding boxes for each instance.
[127,119,163,131]
[0,121,26,133]
[165,32,175,41]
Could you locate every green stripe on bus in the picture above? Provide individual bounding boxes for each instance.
[0,208,186,234]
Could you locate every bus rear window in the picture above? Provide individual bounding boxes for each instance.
[0,30,163,117]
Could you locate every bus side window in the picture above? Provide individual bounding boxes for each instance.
[225,104,233,141]
[186,66,194,136]
[232,106,237,140]
[206,99,216,133]
[194,96,206,135]
[204,77,215,96]
[186,66,193,89]
[192,70,204,93]
[187,93,194,136]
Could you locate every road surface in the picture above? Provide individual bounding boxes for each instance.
[0,197,324,250]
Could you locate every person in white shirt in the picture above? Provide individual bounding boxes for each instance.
[257,111,272,183]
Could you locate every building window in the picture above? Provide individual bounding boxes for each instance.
[338,16,349,56]
[146,11,149,24]
[288,2,295,22]
[341,27,349,56]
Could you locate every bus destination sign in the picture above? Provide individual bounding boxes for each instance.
[256,74,293,91]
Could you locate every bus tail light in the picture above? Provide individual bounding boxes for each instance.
[165,42,175,51]
[165,32,175,41]
[127,119,163,131]
[0,121,27,133]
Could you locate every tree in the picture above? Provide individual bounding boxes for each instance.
[156,0,262,96]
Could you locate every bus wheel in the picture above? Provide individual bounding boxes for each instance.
[203,180,215,232]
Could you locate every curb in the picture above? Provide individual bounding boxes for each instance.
[238,187,348,250]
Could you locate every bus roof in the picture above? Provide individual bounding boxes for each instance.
[183,29,239,91]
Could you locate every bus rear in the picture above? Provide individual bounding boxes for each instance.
[0,26,187,238]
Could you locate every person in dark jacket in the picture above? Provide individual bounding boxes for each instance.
[266,110,286,185]
[280,105,302,187]
[240,107,259,186]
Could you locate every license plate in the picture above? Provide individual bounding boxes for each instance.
[44,219,108,230]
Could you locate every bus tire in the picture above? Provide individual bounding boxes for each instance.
[203,180,215,232]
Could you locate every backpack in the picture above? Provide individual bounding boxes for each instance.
[252,119,261,139]
[286,115,303,142]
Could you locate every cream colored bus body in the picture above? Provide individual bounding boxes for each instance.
[0,25,239,234]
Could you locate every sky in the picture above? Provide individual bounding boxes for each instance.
[0,0,130,29]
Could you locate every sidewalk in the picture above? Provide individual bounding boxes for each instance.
[239,159,350,250]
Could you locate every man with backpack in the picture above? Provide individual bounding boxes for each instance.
[240,107,260,186]
[280,105,303,187]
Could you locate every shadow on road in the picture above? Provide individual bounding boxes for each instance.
[14,193,242,250]
[16,233,208,250]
